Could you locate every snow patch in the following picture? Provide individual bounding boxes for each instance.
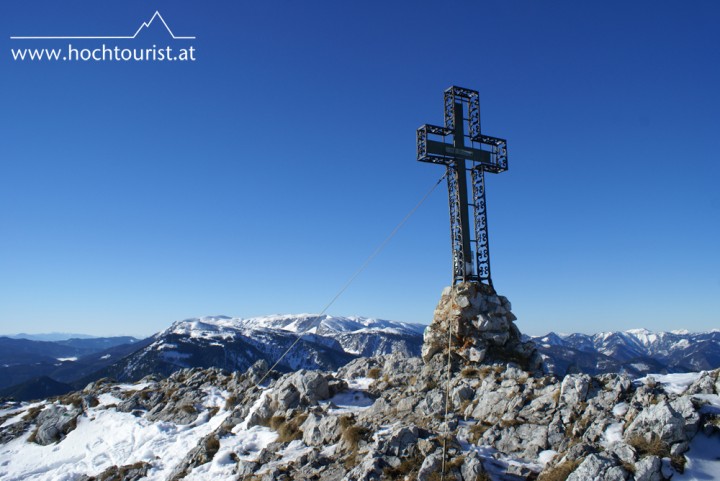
[612,402,629,417]
[537,450,557,466]
[673,433,720,481]
[602,423,624,446]
[635,372,702,395]
[0,401,229,481]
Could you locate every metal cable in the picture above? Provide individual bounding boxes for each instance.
[440,287,455,480]
[254,172,448,388]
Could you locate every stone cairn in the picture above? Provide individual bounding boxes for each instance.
[421,281,542,373]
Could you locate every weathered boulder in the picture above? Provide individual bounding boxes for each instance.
[624,400,686,446]
[301,412,341,446]
[76,461,150,481]
[376,425,418,458]
[560,374,591,407]
[168,432,222,479]
[634,455,663,481]
[461,450,485,481]
[272,370,331,408]
[417,451,443,481]
[566,454,627,481]
[670,396,701,439]
[686,371,717,395]
[31,404,82,445]
[344,452,384,481]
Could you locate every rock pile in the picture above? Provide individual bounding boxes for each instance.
[422,282,542,372]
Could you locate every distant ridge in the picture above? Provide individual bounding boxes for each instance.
[7,332,94,342]
[527,328,720,376]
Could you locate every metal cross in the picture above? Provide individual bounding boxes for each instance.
[417,86,508,289]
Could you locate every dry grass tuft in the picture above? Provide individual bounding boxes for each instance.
[537,459,581,481]
[271,413,309,444]
[626,433,670,458]
[467,422,492,444]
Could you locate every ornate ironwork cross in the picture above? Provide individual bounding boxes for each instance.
[417,86,508,289]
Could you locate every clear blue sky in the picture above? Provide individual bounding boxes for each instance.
[1,0,718,337]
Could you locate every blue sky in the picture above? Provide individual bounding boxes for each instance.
[0,0,718,337]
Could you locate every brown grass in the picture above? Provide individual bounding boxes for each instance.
[383,455,422,477]
[621,460,636,475]
[58,393,83,408]
[627,433,670,458]
[342,424,369,448]
[468,422,492,444]
[671,454,687,473]
[271,413,309,443]
[537,459,581,481]
[225,394,237,411]
[204,435,220,454]
[22,406,43,422]
[499,418,524,428]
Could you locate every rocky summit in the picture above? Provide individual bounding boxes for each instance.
[1,284,719,480]
[2,355,719,480]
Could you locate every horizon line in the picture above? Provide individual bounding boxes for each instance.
[10,11,196,41]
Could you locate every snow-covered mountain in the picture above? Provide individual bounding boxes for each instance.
[529,328,720,376]
[4,315,720,402]
[92,314,426,383]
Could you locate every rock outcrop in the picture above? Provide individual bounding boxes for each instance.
[2,357,720,480]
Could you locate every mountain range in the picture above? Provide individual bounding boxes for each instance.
[527,328,720,377]
[2,315,719,401]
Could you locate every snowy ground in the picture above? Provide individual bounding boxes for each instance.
[0,386,233,481]
[0,375,378,481]
[1,372,719,480]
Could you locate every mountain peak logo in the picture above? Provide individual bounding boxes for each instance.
[10,11,196,40]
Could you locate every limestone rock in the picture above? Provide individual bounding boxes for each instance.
[301,412,341,446]
[624,400,686,446]
[461,450,485,481]
[76,462,150,481]
[560,374,591,406]
[169,432,222,479]
[417,451,443,481]
[376,425,418,457]
[633,455,663,481]
[344,452,383,481]
[566,454,627,481]
[31,405,82,445]
[670,396,701,439]
[686,371,717,395]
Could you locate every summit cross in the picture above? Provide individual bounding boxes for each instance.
[417,86,508,289]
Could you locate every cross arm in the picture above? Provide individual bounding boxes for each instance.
[417,124,454,165]
[417,126,508,173]
[472,135,508,173]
